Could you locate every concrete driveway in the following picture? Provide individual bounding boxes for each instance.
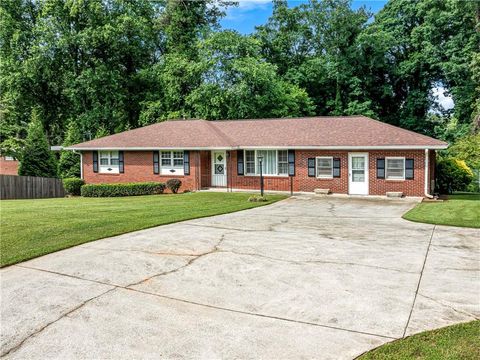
[1,196,479,359]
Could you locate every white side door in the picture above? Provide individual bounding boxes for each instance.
[211,151,227,187]
[348,153,369,195]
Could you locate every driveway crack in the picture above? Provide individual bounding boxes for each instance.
[402,225,436,338]
[417,293,480,320]
[126,234,226,288]
[0,287,116,358]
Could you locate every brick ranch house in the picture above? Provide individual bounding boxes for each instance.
[68,116,448,197]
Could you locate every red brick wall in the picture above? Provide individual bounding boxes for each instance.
[82,151,201,192]
[229,150,428,197]
[82,149,433,197]
[0,157,19,175]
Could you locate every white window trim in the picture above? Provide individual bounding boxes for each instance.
[4,156,15,161]
[316,156,334,179]
[99,151,119,174]
[385,156,405,181]
[160,150,184,176]
[243,149,289,177]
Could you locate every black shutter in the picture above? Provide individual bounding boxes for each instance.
[288,150,295,176]
[237,150,244,175]
[333,158,341,178]
[377,158,385,179]
[93,151,98,173]
[153,151,159,174]
[308,158,315,177]
[184,151,190,175]
[405,158,414,179]
[119,151,124,173]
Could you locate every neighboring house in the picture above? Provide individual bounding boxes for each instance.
[67,116,448,197]
[0,156,19,175]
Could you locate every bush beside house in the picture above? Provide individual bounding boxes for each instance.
[166,179,182,194]
[63,178,84,196]
[436,158,474,194]
[81,182,166,197]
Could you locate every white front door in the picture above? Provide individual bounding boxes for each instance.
[348,153,369,195]
[212,151,227,187]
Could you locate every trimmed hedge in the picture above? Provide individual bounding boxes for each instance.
[166,178,182,194]
[81,182,166,197]
[436,158,473,194]
[63,178,84,196]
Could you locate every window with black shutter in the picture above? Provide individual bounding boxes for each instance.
[93,151,99,173]
[183,151,190,175]
[153,151,159,174]
[288,150,295,176]
[405,158,414,179]
[376,158,385,179]
[333,158,341,178]
[237,150,244,175]
[308,158,315,177]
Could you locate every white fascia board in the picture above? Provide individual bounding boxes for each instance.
[66,144,448,151]
[239,145,448,150]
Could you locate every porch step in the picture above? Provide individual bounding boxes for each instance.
[314,188,331,195]
[386,191,403,198]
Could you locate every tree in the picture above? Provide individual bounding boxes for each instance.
[58,121,82,178]
[186,31,315,119]
[18,109,57,177]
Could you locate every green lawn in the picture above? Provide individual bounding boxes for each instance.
[0,192,286,267]
[358,321,480,360]
[403,193,480,228]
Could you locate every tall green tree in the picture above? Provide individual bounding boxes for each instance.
[58,120,82,178]
[186,31,315,120]
[18,109,57,177]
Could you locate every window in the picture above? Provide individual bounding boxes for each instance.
[386,157,405,180]
[316,157,333,178]
[245,150,255,175]
[244,150,288,176]
[4,156,15,161]
[160,150,184,175]
[99,151,119,173]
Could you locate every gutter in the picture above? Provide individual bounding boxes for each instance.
[65,144,449,151]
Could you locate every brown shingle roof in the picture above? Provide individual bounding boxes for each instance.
[69,116,448,150]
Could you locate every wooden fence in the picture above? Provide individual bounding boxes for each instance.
[0,175,65,200]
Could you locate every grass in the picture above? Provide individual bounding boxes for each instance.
[0,192,286,267]
[403,193,480,228]
[358,320,480,360]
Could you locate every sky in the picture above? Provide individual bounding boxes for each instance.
[220,0,388,34]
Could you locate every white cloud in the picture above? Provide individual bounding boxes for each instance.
[432,86,454,110]
[235,0,272,10]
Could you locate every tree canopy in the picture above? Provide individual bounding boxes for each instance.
[1,0,478,162]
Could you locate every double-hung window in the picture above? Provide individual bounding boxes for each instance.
[244,150,288,176]
[385,157,405,180]
[316,157,333,178]
[99,151,119,173]
[160,150,184,175]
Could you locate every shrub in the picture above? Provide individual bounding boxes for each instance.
[166,178,182,193]
[63,178,84,196]
[81,182,165,197]
[436,158,473,194]
[248,194,268,202]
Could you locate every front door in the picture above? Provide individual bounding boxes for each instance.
[211,151,227,187]
[348,153,369,195]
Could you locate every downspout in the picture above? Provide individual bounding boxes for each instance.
[424,149,433,199]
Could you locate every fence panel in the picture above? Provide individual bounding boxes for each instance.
[0,175,65,200]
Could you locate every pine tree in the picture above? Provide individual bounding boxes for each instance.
[58,121,82,178]
[18,109,57,178]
